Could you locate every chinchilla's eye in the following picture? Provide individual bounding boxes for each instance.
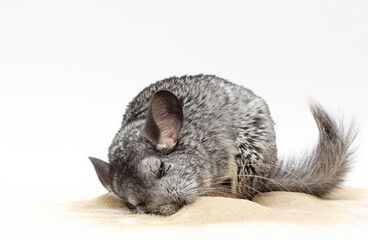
[158,161,165,178]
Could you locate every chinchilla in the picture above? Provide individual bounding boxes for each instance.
[90,75,356,216]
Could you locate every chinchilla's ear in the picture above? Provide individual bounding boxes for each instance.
[89,157,112,192]
[143,90,183,151]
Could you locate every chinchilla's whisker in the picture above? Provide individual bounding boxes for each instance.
[206,174,288,193]
[239,162,314,195]
[196,181,259,199]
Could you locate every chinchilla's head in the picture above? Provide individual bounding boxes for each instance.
[90,90,203,216]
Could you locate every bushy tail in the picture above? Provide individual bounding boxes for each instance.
[267,103,357,197]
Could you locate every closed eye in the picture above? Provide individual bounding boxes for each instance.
[158,161,165,178]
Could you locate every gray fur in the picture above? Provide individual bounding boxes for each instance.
[266,102,357,197]
[90,74,356,216]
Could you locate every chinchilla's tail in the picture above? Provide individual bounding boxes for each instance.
[266,103,357,197]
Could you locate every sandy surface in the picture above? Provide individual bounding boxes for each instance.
[1,186,368,239]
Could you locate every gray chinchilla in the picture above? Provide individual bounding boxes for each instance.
[90,75,356,216]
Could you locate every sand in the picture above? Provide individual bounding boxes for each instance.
[1,186,367,239]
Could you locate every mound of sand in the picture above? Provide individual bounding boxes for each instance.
[1,186,367,239]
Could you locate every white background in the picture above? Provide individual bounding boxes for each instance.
[1,0,367,199]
